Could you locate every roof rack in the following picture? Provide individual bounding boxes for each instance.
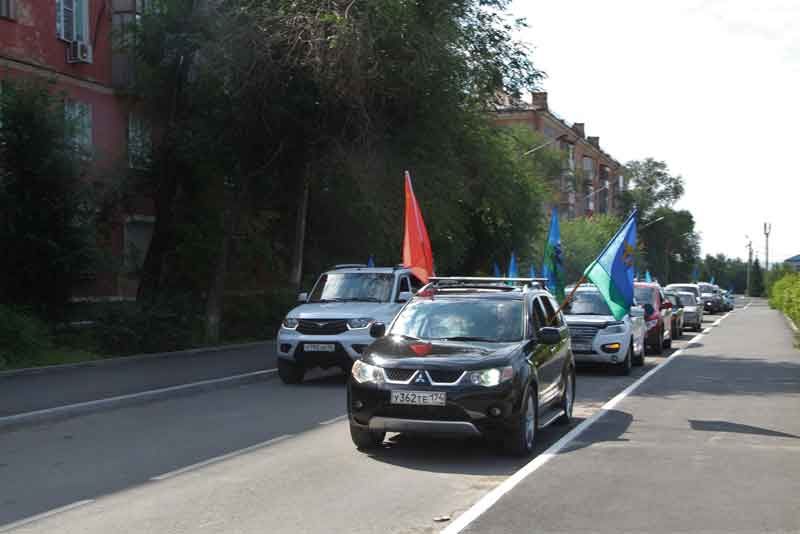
[329,264,369,270]
[424,277,548,293]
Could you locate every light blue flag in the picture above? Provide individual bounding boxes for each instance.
[367,255,375,267]
[529,265,537,278]
[508,251,518,278]
[542,207,566,301]
[710,275,716,285]
[493,262,502,277]
[583,210,638,320]
[645,271,652,283]
[691,265,699,282]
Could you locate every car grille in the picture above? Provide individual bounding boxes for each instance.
[568,324,600,343]
[377,405,467,422]
[427,370,464,384]
[385,368,416,382]
[296,319,348,335]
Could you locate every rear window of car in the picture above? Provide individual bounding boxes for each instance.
[634,286,656,305]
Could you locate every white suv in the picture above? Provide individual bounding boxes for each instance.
[563,285,646,375]
[276,265,423,384]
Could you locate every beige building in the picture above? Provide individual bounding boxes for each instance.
[493,92,626,219]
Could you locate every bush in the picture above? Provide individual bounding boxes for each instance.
[222,288,299,342]
[0,305,52,369]
[769,273,800,326]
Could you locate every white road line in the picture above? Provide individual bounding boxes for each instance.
[0,369,277,428]
[442,312,732,534]
[150,434,293,481]
[319,415,348,425]
[0,500,94,533]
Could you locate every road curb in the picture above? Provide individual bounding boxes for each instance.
[0,369,276,432]
[784,313,799,334]
[0,340,275,379]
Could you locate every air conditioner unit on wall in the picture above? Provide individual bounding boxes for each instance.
[67,40,93,64]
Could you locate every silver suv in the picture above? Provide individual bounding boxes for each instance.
[276,265,423,384]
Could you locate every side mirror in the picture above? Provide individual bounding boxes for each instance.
[661,301,673,310]
[538,327,561,345]
[369,322,386,338]
[297,292,308,303]
[643,303,655,317]
[397,291,413,303]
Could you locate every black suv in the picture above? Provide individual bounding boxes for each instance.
[347,277,576,456]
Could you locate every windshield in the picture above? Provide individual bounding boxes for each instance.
[679,293,697,305]
[564,291,612,316]
[669,285,698,296]
[665,294,679,306]
[698,284,713,294]
[308,273,394,303]
[390,299,524,342]
[634,286,656,306]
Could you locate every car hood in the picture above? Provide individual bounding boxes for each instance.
[564,314,619,327]
[287,302,398,321]
[683,305,699,312]
[364,336,520,370]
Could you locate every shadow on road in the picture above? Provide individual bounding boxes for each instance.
[689,419,800,439]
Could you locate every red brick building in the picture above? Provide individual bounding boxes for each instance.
[1,0,153,300]
[493,92,626,219]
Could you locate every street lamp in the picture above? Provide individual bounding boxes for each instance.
[640,216,665,230]
[522,134,568,157]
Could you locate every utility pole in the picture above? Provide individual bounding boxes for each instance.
[745,238,753,297]
[763,222,772,273]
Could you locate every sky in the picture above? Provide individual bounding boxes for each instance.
[510,0,799,266]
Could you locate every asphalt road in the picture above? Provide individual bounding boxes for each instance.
[0,342,276,416]
[2,299,797,533]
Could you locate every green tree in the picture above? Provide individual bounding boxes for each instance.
[621,158,685,219]
[0,78,97,317]
[750,259,765,297]
[639,207,699,284]
[558,214,622,284]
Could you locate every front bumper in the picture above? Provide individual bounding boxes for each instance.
[277,327,374,365]
[348,379,521,437]
[572,333,630,364]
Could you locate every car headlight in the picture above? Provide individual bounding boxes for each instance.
[282,317,299,329]
[465,366,513,387]
[604,322,626,334]
[351,360,386,384]
[645,320,659,330]
[347,318,374,329]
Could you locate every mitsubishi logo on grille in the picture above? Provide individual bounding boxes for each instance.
[414,371,429,385]
[314,321,327,327]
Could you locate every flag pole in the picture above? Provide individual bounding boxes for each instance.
[549,274,587,323]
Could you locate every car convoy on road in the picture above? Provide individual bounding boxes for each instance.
[277,264,734,455]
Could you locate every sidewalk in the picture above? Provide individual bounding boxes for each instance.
[0,342,276,418]
[460,300,800,533]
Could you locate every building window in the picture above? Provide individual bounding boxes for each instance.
[124,218,154,273]
[56,0,89,42]
[64,100,92,155]
[582,156,594,180]
[128,112,152,169]
[0,0,16,20]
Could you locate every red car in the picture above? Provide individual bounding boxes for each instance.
[634,282,673,355]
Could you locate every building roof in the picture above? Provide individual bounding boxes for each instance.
[785,254,800,263]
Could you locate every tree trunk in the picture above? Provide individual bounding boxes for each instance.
[137,163,178,302]
[205,208,233,344]
[289,177,310,288]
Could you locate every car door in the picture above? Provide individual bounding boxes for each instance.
[658,290,671,339]
[543,295,569,374]
[530,296,559,402]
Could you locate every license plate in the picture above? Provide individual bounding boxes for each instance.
[390,391,446,406]
[572,342,592,352]
[304,343,335,352]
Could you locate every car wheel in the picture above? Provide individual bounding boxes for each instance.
[278,358,305,384]
[653,328,664,355]
[556,369,575,425]
[349,423,385,451]
[505,388,538,456]
[663,333,672,349]
[615,344,632,375]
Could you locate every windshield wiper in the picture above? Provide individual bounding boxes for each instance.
[437,336,496,342]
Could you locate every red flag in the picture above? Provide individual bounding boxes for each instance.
[402,171,435,283]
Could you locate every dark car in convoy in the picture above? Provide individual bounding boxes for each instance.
[634,282,672,354]
[347,277,575,456]
[663,291,685,339]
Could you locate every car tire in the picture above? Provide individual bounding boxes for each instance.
[652,328,664,355]
[615,344,632,376]
[349,423,385,451]
[505,387,538,456]
[556,369,575,425]
[278,358,305,384]
[663,334,672,349]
